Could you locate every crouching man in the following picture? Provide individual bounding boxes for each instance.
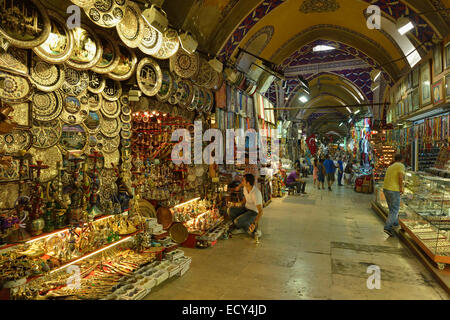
[229,173,263,239]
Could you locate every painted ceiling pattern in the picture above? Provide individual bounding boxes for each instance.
[299,0,340,14]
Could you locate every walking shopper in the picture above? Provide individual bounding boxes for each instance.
[344,160,353,185]
[317,158,326,190]
[313,158,319,188]
[286,167,307,194]
[323,155,338,191]
[229,174,263,239]
[383,154,405,237]
[337,157,344,186]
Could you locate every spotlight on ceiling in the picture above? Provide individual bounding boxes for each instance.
[346,107,352,113]
[142,4,168,34]
[354,109,361,115]
[299,95,309,103]
[339,122,343,127]
[348,118,352,123]
[313,45,335,52]
[397,17,414,35]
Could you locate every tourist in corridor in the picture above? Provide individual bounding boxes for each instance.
[383,154,405,237]
[323,155,338,191]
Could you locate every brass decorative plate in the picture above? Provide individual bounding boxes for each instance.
[121,103,131,116]
[0,129,32,154]
[84,0,127,28]
[102,78,122,101]
[188,85,201,111]
[31,119,62,149]
[136,57,162,97]
[120,113,131,123]
[138,23,162,56]
[84,110,103,134]
[156,70,174,102]
[169,222,188,244]
[32,90,64,121]
[101,99,121,118]
[178,80,194,108]
[120,129,131,139]
[171,50,199,79]
[0,47,28,75]
[70,0,96,7]
[60,95,89,124]
[86,91,103,111]
[87,71,106,94]
[66,24,103,70]
[108,43,137,81]
[193,58,214,88]
[119,94,129,106]
[61,66,89,97]
[204,89,214,113]
[152,29,179,60]
[137,199,156,218]
[30,55,65,92]
[102,134,120,153]
[92,30,121,74]
[58,123,88,154]
[33,10,74,64]
[103,149,120,168]
[28,146,61,183]
[6,101,31,128]
[0,70,32,102]
[0,0,51,49]
[168,78,181,105]
[100,116,121,138]
[121,123,131,131]
[116,1,144,48]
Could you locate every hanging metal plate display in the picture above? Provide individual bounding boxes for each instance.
[120,113,131,123]
[87,71,106,94]
[116,1,144,48]
[33,10,74,64]
[168,77,181,105]
[102,134,120,153]
[204,89,214,113]
[157,207,173,230]
[103,149,120,168]
[192,58,213,88]
[138,23,162,56]
[171,50,199,79]
[58,123,88,154]
[28,146,61,183]
[120,129,131,140]
[102,78,122,101]
[188,85,201,111]
[0,70,32,102]
[169,222,188,244]
[60,94,89,124]
[211,71,224,92]
[86,91,103,111]
[92,31,120,74]
[156,69,174,102]
[121,103,131,116]
[152,29,179,60]
[0,129,32,154]
[61,66,89,97]
[136,57,162,97]
[0,47,28,75]
[70,0,96,7]
[121,123,131,131]
[178,80,194,108]
[108,43,137,81]
[30,55,65,92]
[100,116,121,138]
[0,0,51,49]
[66,24,103,70]
[101,99,121,118]
[119,94,129,106]
[84,0,127,28]
[30,119,62,149]
[32,90,64,121]
[83,110,103,134]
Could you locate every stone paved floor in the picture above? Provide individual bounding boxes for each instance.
[145,181,449,300]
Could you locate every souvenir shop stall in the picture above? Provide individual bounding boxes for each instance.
[373,38,450,284]
[351,119,374,193]
[371,130,395,182]
[0,0,232,299]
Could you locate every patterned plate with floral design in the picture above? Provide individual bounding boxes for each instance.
[30,119,62,149]
[152,29,180,60]
[0,70,32,102]
[171,50,199,79]
[32,90,64,121]
[138,23,163,56]
[136,57,162,97]
[61,66,89,97]
[84,0,127,28]
[116,1,144,48]
[0,129,32,154]
[101,99,121,118]
[100,116,121,138]
[30,55,65,92]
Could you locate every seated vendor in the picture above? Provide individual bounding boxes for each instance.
[286,167,307,194]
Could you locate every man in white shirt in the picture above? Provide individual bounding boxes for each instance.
[229,174,263,239]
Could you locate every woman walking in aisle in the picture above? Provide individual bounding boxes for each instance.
[317,158,326,190]
[313,158,319,188]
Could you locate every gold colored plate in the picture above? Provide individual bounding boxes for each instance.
[31,119,62,149]
[30,54,65,92]
[66,24,103,70]
[0,129,32,154]
[83,109,103,134]
[28,146,62,183]
[138,23,162,56]
[61,66,89,97]
[156,70,174,102]
[86,91,103,111]
[169,222,188,244]
[103,149,120,168]
[0,70,32,103]
[101,99,121,118]
[171,50,199,79]
[116,1,145,48]
[60,94,90,125]
[100,116,121,138]
[32,89,64,121]
[108,43,137,81]
[83,0,126,28]
[70,0,96,7]
[87,71,106,94]
[102,78,122,101]
[136,57,162,97]
[92,30,121,74]
[152,29,179,60]
[137,199,156,218]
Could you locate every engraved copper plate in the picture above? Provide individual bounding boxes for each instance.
[32,90,64,121]
[84,110,103,134]
[30,55,65,92]
[33,9,74,64]
[102,78,122,101]
[116,1,144,48]
[157,207,173,230]
[136,57,162,97]
[61,66,89,97]
[60,95,89,124]
[138,22,162,56]
[102,134,120,153]
[0,47,28,75]
[59,123,88,153]
[66,25,103,70]
[0,129,32,154]
[100,116,121,138]
[156,69,174,102]
[171,50,199,79]
[31,119,62,149]
[0,70,32,102]
[92,30,120,74]
[101,99,121,118]
[28,146,61,182]
[86,91,103,111]
[0,0,51,49]
[87,71,106,94]
[108,43,136,81]
[84,0,127,28]
[152,29,179,60]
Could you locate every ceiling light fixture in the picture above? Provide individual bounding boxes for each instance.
[354,109,361,115]
[299,96,309,103]
[397,17,414,35]
[313,45,335,52]
[348,118,352,123]
[346,107,352,113]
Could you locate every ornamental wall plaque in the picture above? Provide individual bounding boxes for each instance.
[116,1,144,48]
[120,113,131,123]
[152,29,179,60]
[120,129,131,140]
[0,0,51,49]
[60,95,89,124]
[32,90,64,121]
[59,123,88,153]
[101,100,121,118]
[168,78,181,105]
[103,149,119,168]
[0,47,28,75]
[30,55,65,92]
[0,70,32,102]
[87,71,106,94]
[100,116,121,138]
[33,10,74,64]
[188,85,201,111]
[28,146,61,183]
[121,122,131,131]
[178,80,194,108]
[102,78,122,101]
[70,0,96,7]
[84,0,127,28]
[66,25,103,70]
[136,57,162,97]
[6,101,31,128]
[102,134,120,153]
[139,23,163,56]
[86,91,103,111]
[121,102,131,116]
[61,66,89,96]
[120,94,129,106]
[0,158,30,183]
[30,119,62,149]
[0,129,32,154]
[108,43,137,81]
[171,50,199,79]
[156,69,174,102]
[193,58,214,88]
[92,31,120,74]
[84,110,103,134]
